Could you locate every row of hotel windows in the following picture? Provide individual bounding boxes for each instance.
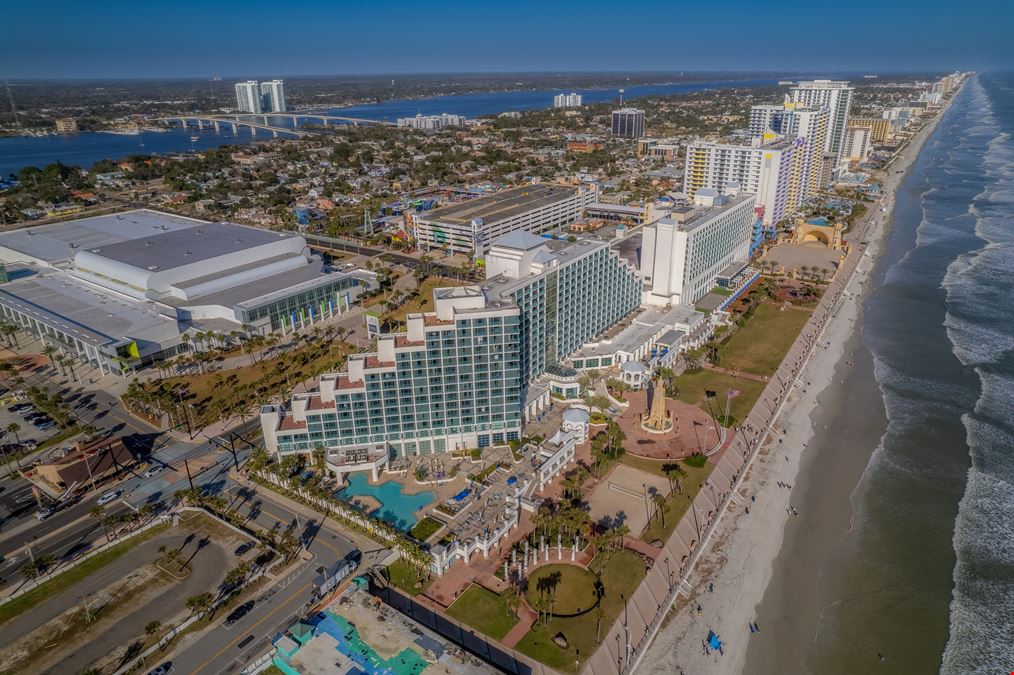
[277,427,522,455]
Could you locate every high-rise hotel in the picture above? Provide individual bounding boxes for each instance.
[263,197,754,470]
[484,231,642,385]
[262,287,523,463]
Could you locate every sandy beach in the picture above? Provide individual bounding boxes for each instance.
[636,90,962,675]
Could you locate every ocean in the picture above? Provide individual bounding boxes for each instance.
[0,77,777,178]
[807,72,1014,674]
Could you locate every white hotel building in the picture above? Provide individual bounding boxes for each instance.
[640,190,755,307]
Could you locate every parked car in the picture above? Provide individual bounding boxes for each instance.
[8,403,31,413]
[233,542,254,557]
[35,508,53,521]
[34,420,55,431]
[97,491,120,505]
[146,663,173,675]
[225,601,255,626]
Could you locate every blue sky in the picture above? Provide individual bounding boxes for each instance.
[2,0,1011,78]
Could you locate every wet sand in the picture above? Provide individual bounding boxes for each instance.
[636,88,962,675]
[744,92,964,674]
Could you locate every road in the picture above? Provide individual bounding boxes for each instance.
[164,481,363,675]
[0,417,261,586]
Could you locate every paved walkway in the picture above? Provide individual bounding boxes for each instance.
[501,603,538,648]
[702,363,770,382]
[622,535,662,561]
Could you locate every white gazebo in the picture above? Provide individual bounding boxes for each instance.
[620,360,649,390]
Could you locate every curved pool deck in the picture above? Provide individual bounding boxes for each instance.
[337,473,435,532]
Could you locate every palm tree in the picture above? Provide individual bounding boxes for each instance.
[223,563,248,589]
[652,491,667,527]
[42,344,58,369]
[144,620,162,640]
[185,592,215,616]
[4,324,20,349]
[90,505,111,541]
[312,446,326,472]
[6,422,21,447]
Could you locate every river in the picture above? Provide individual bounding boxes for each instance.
[0,77,777,178]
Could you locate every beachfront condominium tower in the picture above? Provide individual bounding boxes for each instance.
[789,80,854,161]
[260,80,287,113]
[683,138,799,227]
[235,81,263,113]
[690,101,828,224]
[611,108,646,138]
[641,191,756,307]
[484,231,642,385]
[554,92,583,108]
[261,286,523,464]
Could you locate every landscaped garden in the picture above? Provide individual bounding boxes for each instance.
[524,564,600,616]
[516,549,646,672]
[123,331,353,429]
[381,275,471,326]
[408,516,443,542]
[445,584,518,640]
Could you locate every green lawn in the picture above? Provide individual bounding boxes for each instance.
[383,558,432,596]
[0,522,169,625]
[409,516,443,542]
[640,462,714,544]
[524,564,599,616]
[718,302,811,375]
[516,550,646,672]
[445,584,518,640]
[675,369,766,424]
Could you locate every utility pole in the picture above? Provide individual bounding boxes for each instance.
[184,459,194,491]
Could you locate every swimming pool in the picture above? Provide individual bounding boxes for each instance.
[337,473,434,532]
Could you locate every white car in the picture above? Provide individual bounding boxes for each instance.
[144,465,166,478]
[35,508,53,521]
[97,491,120,506]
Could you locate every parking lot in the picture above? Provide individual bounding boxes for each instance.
[0,399,60,450]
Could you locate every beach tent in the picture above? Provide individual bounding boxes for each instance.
[707,630,723,651]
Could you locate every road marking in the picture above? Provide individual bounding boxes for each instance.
[188,581,311,675]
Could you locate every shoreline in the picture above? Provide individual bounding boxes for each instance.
[636,86,963,675]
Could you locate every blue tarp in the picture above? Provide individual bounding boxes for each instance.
[707,630,723,650]
[506,476,517,486]
[452,489,470,502]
